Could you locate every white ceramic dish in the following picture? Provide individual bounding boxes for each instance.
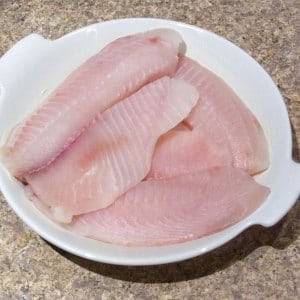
[0,18,299,266]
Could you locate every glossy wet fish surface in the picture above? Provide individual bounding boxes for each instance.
[0,29,270,247]
[148,55,269,179]
[69,167,270,246]
[1,29,182,177]
[25,77,198,223]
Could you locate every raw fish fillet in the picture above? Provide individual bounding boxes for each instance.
[69,167,270,246]
[25,77,198,223]
[148,121,232,179]
[149,56,269,179]
[1,29,182,177]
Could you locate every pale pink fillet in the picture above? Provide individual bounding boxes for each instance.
[1,28,182,177]
[165,55,268,176]
[25,77,198,223]
[147,121,232,179]
[68,167,270,247]
[176,57,269,174]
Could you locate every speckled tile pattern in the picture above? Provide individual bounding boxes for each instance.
[0,0,299,299]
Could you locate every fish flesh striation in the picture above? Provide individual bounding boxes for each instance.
[0,29,271,246]
[25,77,198,223]
[1,29,182,177]
[69,167,270,246]
[176,56,269,175]
[148,56,269,179]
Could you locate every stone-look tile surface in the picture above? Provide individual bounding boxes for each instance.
[0,1,299,299]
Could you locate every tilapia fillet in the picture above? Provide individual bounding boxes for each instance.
[148,121,232,179]
[25,77,198,223]
[69,167,270,246]
[177,56,269,174]
[148,56,269,179]
[1,28,182,177]
[0,28,271,247]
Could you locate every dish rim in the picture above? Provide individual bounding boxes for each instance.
[0,17,299,266]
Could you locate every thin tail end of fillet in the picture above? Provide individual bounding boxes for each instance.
[25,185,73,224]
[140,28,185,53]
[0,128,14,171]
[168,78,199,115]
[0,145,15,177]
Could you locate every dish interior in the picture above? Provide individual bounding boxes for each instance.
[0,18,297,265]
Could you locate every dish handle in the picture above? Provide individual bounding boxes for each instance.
[290,160,300,183]
[291,160,300,174]
[0,34,49,85]
[257,160,300,228]
[287,160,300,190]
